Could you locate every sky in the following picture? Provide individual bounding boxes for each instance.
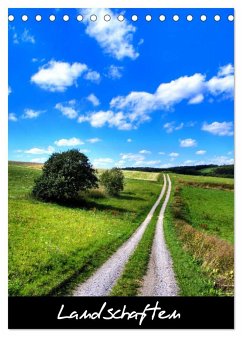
[8,8,234,168]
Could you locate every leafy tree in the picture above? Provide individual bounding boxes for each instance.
[100,168,124,196]
[32,150,98,202]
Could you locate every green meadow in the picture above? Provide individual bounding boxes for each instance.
[8,163,162,296]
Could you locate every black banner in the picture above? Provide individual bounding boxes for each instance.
[8,296,234,329]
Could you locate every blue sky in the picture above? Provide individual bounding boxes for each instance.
[8,8,234,168]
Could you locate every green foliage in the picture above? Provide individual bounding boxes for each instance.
[9,163,161,296]
[32,150,98,202]
[100,167,124,196]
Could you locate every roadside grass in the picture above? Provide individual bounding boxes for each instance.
[180,186,234,243]
[164,175,234,296]
[8,164,161,296]
[110,192,163,296]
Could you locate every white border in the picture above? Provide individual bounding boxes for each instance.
[1,1,241,336]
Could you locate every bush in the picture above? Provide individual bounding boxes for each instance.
[32,150,98,202]
[100,168,124,196]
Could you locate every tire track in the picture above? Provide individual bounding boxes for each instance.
[139,174,179,296]
[73,174,167,296]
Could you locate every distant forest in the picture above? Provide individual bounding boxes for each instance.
[123,164,234,178]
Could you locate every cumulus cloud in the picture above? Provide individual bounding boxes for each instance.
[134,160,161,167]
[57,64,234,131]
[196,150,206,155]
[86,138,102,143]
[106,65,123,79]
[31,61,99,92]
[202,121,233,136]
[217,64,234,77]
[9,113,18,122]
[163,122,184,133]
[169,152,179,157]
[179,138,197,147]
[188,94,204,104]
[24,146,55,155]
[22,108,43,119]
[87,94,100,106]
[139,150,151,154]
[120,153,145,162]
[55,100,78,119]
[93,157,114,167]
[206,64,234,98]
[78,110,133,130]
[84,70,101,82]
[81,8,139,60]
[54,138,84,147]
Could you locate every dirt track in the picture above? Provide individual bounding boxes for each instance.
[139,174,179,296]
[73,175,167,296]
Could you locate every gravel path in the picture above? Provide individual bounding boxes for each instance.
[73,175,167,296]
[139,174,179,296]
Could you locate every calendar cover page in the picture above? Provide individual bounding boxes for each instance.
[7,6,234,329]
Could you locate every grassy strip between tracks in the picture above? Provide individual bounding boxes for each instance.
[110,187,165,296]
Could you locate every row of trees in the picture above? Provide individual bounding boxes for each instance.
[32,150,124,202]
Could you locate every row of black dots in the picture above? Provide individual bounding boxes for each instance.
[8,14,234,22]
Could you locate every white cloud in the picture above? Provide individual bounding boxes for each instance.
[9,113,17,122]
[180,156,234,166]
[158,151,165,155]
[11,27,35,44]
[179,138,197,147]
[196,150,206,155]
[93,157,114,167]
[206,64,234,98]
[87,94,100,106]
[188,94,204,104]
[211,156,234,165]
[86,138,102,143]
[22,109,43,119]
[31,61,88,92]
[163,121,184,133]
[81,8,139,60]
[55,100,78,119]
[202,121,233,136]
[134,160,161,167]
[106,65,123,79]
[84,70,101,82]
[218,64,234,77]
[54,138,84,147]
[25,146,55,155]
[139,150,151,154]
[120,153,145,162]
[74,65,234,131]
[8,86,12,95]
[30,157,47,163]
[127,138,132,143]
[78,110,133,130]
[169,152,179,157]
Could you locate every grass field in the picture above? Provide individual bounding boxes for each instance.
[180,186,234,243]
[164,174,234,296]
[8,163,162,296]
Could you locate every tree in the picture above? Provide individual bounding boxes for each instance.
[100,168,124,196]
[32,150,98,202]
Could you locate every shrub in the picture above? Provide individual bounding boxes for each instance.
[100,168,124,196]
[32,150,98,202]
